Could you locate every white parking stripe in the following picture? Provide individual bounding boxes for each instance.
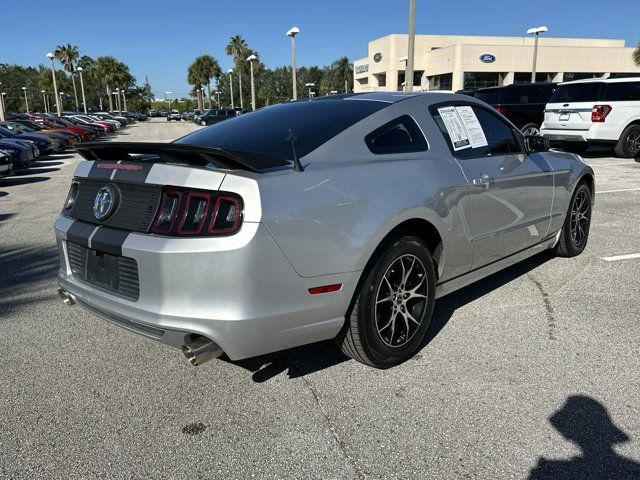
[589,162,638,167]
[601,253,640,262]
[597,188,640,194]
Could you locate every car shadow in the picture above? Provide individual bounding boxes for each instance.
[34,160,65,167]
[47,154,75,161]
[0,245,60,314]
[225,251,554,382]
[0,191,8,198]
[0,176,50,187]
[13,167,60,176]
[528,395,640,479]
[0,213,15,223]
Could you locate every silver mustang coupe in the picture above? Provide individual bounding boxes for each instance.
[55,92,594,368]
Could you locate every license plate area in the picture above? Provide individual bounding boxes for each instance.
[67,242,140,300]
[559,113,570,121]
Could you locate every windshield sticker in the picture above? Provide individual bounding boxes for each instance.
[438,106,489,151]
[438,106,470,150]
[455,106,488,148]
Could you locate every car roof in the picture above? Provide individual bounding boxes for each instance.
[560,77,640,85]
[475,82,556,92]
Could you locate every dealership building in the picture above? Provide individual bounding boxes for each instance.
[353,34,640,92]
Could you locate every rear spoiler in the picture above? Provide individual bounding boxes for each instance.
[74,142,291,173]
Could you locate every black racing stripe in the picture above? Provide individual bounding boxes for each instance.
[66,220,96,248]
[113,162,154,183]
[90,226,130,256]
[88,161,116,180]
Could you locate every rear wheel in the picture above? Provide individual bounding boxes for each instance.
[614,125,640,158]
[521,123,540,136]
[554,183,592,257]
[337,235,436,368]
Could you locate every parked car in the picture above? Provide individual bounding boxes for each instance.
[0,150,13,177]
[181,110,195,121]
[56,92,594,368]
[9,120,81,145]
[0,139,36,169]
[0,125,54,155]
[541,77,640,157]
[196,108,236,126]
[149,110,158,117]
[472,83,557,136]
[167,110,181,121]
[158,109,168,117]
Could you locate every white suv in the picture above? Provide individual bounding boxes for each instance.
[541,77,640,158]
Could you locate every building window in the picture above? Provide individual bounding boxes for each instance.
[375,74,387,87]
[357,77,369,85]
[429,73,452,91]
[413,70,424,87]
[463,72,500,90]
[608,73,640,79]
[513,72,554,84]
[563,72,604,82]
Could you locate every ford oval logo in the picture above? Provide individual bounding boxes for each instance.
[480,54,496,63]
[93,185,117,221]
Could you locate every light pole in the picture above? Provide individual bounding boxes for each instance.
[286,27,300,100]
[41,90,48,113]
[214,90,221,108]
[165,91,172,111]
[22,87,29,113]
[122,88,128,113]
[201,86,206,111]
[47,52,62,116]
[405,0,416,93]
[247,54,257,111]
[527,26,548,83]
[228,69,235,109]
[0,83,4,121]
[77,67,88,113]
[305,82,315,98]
[59,92,65,112]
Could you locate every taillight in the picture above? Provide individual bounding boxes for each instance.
[63,179,79,214]
[495,106,509,115]
[151,187,242,237]
[591,105,612,123]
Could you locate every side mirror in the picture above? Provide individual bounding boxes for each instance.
[524,135,550,153]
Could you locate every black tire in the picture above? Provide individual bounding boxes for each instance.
[521,123,540,136]
[554,183,592,257]
[337,235,436,368]
[614,124,640,158]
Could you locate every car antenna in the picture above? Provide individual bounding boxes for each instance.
[288,130,304,172]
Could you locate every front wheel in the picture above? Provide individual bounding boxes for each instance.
[337,235,436,368]
[521,123,540,136]
[200,121,206,126]
[554,183,592,257]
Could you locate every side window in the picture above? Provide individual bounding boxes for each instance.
[364,115,428,155]
[431,104,522,159]
[604,82,640,101]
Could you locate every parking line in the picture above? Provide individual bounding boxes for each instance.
[597,188,640,194]
[601,253,640,262]
[589,162,638,167]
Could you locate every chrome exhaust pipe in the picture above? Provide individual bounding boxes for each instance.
[57,288,76,306]
[182,336,223,366]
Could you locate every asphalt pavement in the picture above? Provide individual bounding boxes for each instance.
[1,118,639,479]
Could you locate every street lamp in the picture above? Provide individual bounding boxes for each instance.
[214,90,221,108]
[21,87,29,114]
[247,54,257,111]
[47,52,62,116]
[527,26,548,83]
[0,84,4,121]
[165,91,172,111]
[405,0,416,93]
[77,67,88,114]
[201,86,206,111]
[227,69,235,109]
[59,92,65,112]
[286,27,300,100]
[122,88,128,113]
[305,82,315,98]
[41,90,48,114]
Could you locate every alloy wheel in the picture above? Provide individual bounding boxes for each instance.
[626,131,640,156]
[374,254,428,348]
[523,126,540,136]
[570,189,590,247]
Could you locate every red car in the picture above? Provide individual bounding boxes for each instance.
[39,118,95,142]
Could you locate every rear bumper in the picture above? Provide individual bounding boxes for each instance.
[541,124,621,143]
[54,214,357,360]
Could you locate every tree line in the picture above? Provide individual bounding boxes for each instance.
[187,35,354,110]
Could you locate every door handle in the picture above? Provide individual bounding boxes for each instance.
[472,173,494,189]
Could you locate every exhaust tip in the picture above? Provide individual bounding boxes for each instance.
[181,336,222,367]
[57,288,76,306]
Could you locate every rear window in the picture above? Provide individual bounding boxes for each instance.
[503,85,556,104]
[603,82,640,101]
[365,115,428,154]
[474,90,501,105]
[175,99,386,159]
[549,83,602,103]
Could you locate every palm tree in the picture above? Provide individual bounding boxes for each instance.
[634,43,640,67]
[226,35,249,108]
[331,57,353,93]
[91,56,122,111]
[54,44,80,110]
[187,62,204,110]
[192,55,221,109]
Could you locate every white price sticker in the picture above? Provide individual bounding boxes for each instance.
[437,106,488,151]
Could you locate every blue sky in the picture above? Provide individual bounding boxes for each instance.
[2,0,639,97]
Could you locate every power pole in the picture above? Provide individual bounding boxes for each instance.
[405,0,416,93]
